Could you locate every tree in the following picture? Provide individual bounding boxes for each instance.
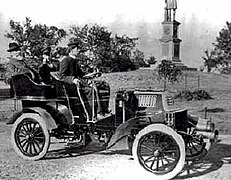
[69,24,140,72]
[131,49,146,68]
[202,49,218,72]
[204,21,231,74]
[158,60,182,90]
[5,17,67,80]
[110,34,138,71]
[213,22,231,63]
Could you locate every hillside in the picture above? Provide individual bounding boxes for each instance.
[1,68,231,134]
[98,69,231,134]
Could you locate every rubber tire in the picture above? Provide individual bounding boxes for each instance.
[132,124,185,180]
[11,113,50,160]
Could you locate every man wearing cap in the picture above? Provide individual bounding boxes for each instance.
[59,42,85,84]
[59,41,93,122]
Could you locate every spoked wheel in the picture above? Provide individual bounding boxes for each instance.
[11,113,50,160]
[132,124,185,180]
[185,127,210,161]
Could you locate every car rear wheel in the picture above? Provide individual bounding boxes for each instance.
[11,113,50,160]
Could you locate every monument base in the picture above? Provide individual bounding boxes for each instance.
[172,58,187,70]
[174,63,188,71]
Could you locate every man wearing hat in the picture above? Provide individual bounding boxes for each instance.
[7,42,21,52]
[7,42,41,83]
[59,41,93,123]
[7,42,21,97]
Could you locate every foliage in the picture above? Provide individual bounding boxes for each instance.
[174,90,193,101]
[174,89,212,101]
[131,49,146,68]
[213,22,231,65]
[68,24,140,72]
[158,60,182,90]
[221,66,231,74]
[5,17,67,80]
[202,49,218,72]
[5,18,143,78]
[0,63,7,79]
[204,21,231,74]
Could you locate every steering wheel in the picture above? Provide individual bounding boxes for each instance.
[83,72,102,79]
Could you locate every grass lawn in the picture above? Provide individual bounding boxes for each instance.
[98,69,231,134]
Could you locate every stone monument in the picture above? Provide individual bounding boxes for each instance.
[160,0,184,67]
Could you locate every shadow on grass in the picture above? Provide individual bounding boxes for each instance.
[199,107,225,113]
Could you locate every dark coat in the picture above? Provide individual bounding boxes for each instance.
[59,56,84,84]
[59,55,93,120]
[39,63,57,84]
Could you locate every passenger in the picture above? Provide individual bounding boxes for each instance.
[7,42,21,53]
[39,46,57,84]
[7,42,41,83]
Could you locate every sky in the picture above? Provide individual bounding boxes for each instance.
[1,0,231,67]
[0,0,230,28]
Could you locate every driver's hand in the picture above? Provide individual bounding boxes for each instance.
[73,78,81,85]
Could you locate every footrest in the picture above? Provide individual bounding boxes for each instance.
[86,119,97,123]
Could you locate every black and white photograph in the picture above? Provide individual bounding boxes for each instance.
[0,0,231,179]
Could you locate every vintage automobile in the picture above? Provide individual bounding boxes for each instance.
[7,71,218,180]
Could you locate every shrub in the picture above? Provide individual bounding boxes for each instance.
[174,89,212,101]
[174,90,193,101]
[192,89,212,100]
[158,60,182,90]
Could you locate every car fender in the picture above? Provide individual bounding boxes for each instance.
[107,117,142,150]
[107,112,165,150]
[7,107,57,131]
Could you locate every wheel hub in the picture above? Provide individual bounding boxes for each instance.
[26,133,34,141]
[153,148,162,157]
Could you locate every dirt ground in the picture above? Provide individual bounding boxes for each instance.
[1,121,231,180]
